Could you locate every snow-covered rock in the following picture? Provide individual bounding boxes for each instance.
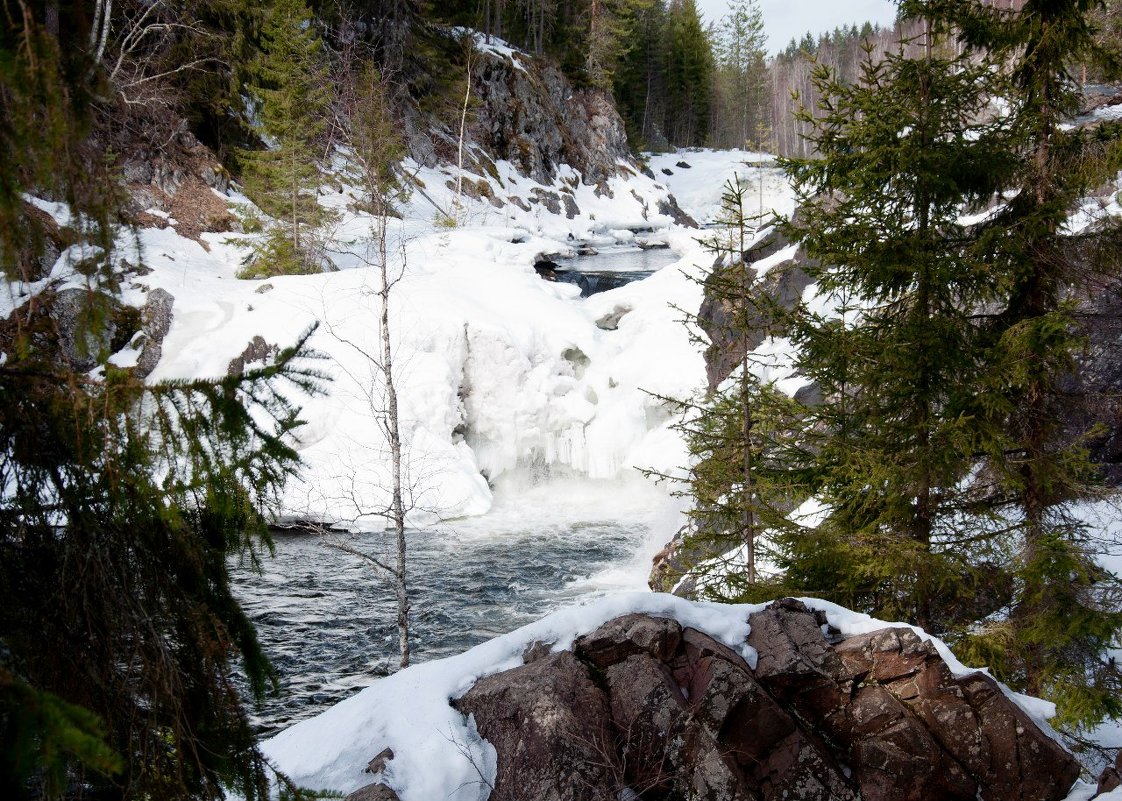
[262,596,1084,801]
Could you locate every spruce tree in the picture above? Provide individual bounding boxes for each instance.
[712,0,768,149]
[239,0,331,277]
[664,0,714,146]
[672,178,809,602]
[780,25,1014,631]
[917,0,1122,726]
[0,6,325,797]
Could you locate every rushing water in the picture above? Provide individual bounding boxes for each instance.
[231,247,683,737]
[232,476,681,737]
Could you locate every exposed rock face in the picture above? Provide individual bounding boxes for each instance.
[466,50,630,187]
[120,128,236,244]
[698,226,813,391]
[135,288,174,378]
[454,650,617,801]
[448,602,1081,801]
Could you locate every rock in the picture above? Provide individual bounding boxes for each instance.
[595,305,631,331]
[441,606,1080,801]
[462,47,630,186]
[364,747,394,775]
[453,651,618,801]
[747,600,1080,801]
[135,288,174,378]
[574,613,683,669]
[344,782,400,801]
[561,193,580,219]
[51,288,120,372]
[227,335,279,376]
[676,160,692,169]
[657,195,698,227]
[521,640,553,664]
[1098,751,1122,794]
[698,226,813,390]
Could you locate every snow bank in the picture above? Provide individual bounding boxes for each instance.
[645,148,795,224]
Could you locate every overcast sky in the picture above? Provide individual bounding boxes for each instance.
[695,0,899,53]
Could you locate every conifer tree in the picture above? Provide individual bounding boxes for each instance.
[669,177,809,602]
[240,0,331,276]
[711,0,768,149]
[916,0,1122,726]
[664,0,714,146]
[781,23,1014,631]
[0,6,325,796]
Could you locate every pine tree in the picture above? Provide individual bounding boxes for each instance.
[780,24,1015,631]
[239,0,331,277]
[664,0,714,146]
[613,0,670,149]
[668,178,811,602]
[711,0,768,149]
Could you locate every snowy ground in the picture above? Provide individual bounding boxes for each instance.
[84,147,792,530]
[16,145,1120,798]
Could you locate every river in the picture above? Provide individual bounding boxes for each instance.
[234,454,682,736]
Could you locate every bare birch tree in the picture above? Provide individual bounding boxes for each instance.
[317,59,414,669]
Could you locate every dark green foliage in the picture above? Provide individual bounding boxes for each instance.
[667,177,812,602]
[780,35,1014,631]
[0,1,117,285]
[710,0,768,150]
[0,312,325,799]
[239,0,332,273]
[613,0,670,148]
[663,0,713,146]
[0,5,327,797]
[909,0,1122,727]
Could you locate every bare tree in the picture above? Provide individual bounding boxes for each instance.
[316,57,414,669]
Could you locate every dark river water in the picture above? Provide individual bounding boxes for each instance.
[231,478,679,737]
[553,245,680,296]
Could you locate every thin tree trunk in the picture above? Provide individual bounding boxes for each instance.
[377,216,410,669]
[454,46,472,219]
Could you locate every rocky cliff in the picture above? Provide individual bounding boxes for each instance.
[403,33,632,188]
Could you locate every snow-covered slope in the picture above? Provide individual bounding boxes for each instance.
[59,149,792,528]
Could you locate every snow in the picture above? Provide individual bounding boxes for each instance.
[263,593,759,799]
[644,149,795,225]
[262,593,1080,800]
[82,147,795,530]
[16,139,1118,797]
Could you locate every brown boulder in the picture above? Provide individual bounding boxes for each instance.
[453,650,617,801]
[443,605,1081,801]
[574,612,683,669]
[1099,750,1122,795]
[747,600,1080,801]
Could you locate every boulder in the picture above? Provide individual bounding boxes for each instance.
[135,288,174,378]
[747,600,1080,801]
[446,604,1082,801]
[453,650,618,801]
[344,782,399,801]
[1099,751,1122,795]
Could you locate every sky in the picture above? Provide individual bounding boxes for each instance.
[695,0,899,53]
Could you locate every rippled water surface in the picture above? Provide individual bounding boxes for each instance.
[231,477,680,737]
